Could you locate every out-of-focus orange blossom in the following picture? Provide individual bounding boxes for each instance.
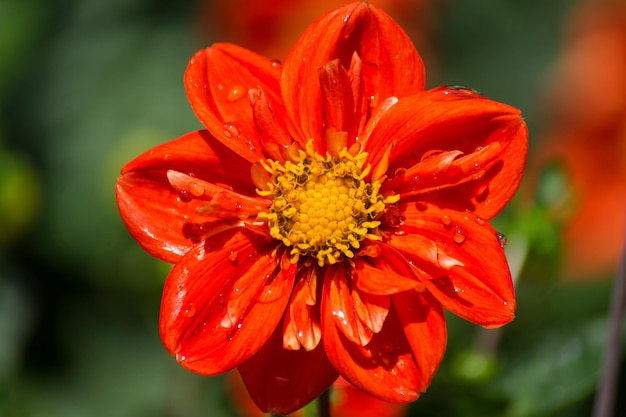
[528,0,626,280]
[194,0,441,63]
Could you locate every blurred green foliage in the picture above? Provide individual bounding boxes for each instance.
[0,0,623,416]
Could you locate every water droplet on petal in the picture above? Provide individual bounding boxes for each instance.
[228,250,238,263]
[227,85,246,102]
[475,217,485,225]
[176,353,187,361]
[272,374,291,389]
[223,122,241,138]
[271,59,282,68]
[441,214,452,227]
[182,304,196,318]
[393,167,407,177]
[369,93,380,108]
[453,228,466,244]
[384,206,405,228]
[189,182,204,197]
[474,183,489,202]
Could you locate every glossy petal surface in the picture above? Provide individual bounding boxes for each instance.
[388,202,515,327]
[239,327,339,415]
[160,230,296,374]
[369,87,527,219]
[185,43,285,162]
[116,130,254,263]
[281,2,425,146]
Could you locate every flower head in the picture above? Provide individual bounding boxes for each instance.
[116,2,527,414]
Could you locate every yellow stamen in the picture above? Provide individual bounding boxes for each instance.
[258,140,398,266]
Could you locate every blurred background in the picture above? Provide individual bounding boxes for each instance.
[1,0,625,416]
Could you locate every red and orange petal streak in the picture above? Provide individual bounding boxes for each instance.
[115,2,527,415]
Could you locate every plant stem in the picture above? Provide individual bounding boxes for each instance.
[592,227,626,417]
[317,388,331,417]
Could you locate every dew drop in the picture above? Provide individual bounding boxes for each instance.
[474,183,489,202]
[228,250,238,263]
[393,167,407,177]
[369,93,380,108]
[217,83,224,90]
[441,214,452,227]
[453,228,466,244]
[272,374,291,389]
[176,353,187,361]
[472,169,485,180]
[223,122,241,138]
[182,304,196,318]
[271,59,282,68]
[227,85,246,101]
[475,217,486,225]
[384,206,405,228]
[189,182,204,197]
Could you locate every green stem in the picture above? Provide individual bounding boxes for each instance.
[317,388,331,417]
[269,388,332,417]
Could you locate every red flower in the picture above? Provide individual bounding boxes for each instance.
[116,2,527,414]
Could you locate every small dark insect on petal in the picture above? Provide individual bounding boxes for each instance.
[496,232,508,248]
[446,85,482,96]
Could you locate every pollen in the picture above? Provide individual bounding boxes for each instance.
[258,141,399,266]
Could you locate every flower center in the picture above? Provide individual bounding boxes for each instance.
[258,143,398,266]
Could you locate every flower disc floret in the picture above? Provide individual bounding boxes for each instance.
[259,143,398,266]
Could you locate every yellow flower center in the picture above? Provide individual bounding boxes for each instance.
[258,142,398,266]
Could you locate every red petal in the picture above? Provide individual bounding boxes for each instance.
[368,87,527,219]
[184,43,286,162]
[387,202,516,327]
[392,290,447,393]
[319,59,356,140]
[324,265,374,346]
[352,242,425,295]
[281,2,425,146]
[166,170,269,218]
[159,231,296,374]
[283,268,322,351]
[239,326,339,415]
[115,130,255,263]
[351,287,389,335]
[322,300,420,403]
